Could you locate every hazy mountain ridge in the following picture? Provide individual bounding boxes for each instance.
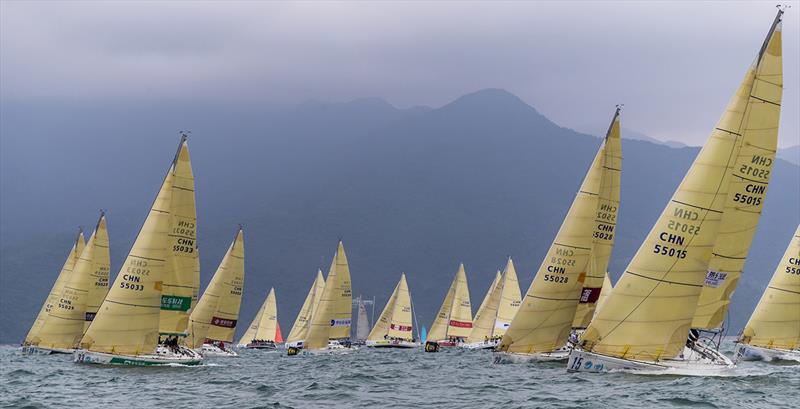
[1,89,798,344]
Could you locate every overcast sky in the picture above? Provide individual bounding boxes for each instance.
[2,1,798,147]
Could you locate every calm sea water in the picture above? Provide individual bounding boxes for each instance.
[1,341,797,409]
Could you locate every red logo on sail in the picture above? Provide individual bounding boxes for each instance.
[578,287,602,304]
[211,316,237,328]
[448,320,472,328]
[391,324,412,331]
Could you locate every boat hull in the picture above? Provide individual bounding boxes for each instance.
[365,339,420,349]
[21,346,73,355]
[567,345,735,375]
[735,344,800,363]
[460,340,500,350]
[198,343,239,357]
[493,349,569,363]
[74,347,203,366]
[245,341,277,350]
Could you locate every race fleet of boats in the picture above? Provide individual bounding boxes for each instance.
[18,9,798,374]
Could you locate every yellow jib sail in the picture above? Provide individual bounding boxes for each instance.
[186,227,245,348]
[238,288,279,344]
[428,263,472,341]
[494,258,522,337]
[467,271,502,343]
[237,295,265,345]
[159,137,199,335]
[692,16,783,331]
[573,109,622,329]
[580,14,783,361]
[368,273,414,341]
[740,225,800,350]
[84,215,111,333]
[499,110,616,354]
[81,152,177,355]
[592,273,613,320]
[34,214,110,350]
[305,241,353,350]
[25,230,85,346]
[286,269,326,344]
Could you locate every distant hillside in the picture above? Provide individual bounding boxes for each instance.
[1,89,798,343]
[621,127,688,148]
[777,145,799,165]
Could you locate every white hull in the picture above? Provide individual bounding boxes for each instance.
[285,340,304,349]
[567,345,735,376]
[365,339,420,349]
[74,346,203,366]
[301,340,358,355]
[21,346,73,355]
[493,349,569,363]
[198,343,239,357]
[459,340,499,350]
[735,344,800,363]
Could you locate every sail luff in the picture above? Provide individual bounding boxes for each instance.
[740,225,800,350]
[692,15,783,330]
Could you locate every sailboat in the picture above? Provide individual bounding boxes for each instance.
[462,258,522,350]
[74,135,203,365]
[285,270,325,348]
[568,10,784,375]
[496,107,621,363]
[186,227,245,357]
[353,296,371,345]
[23,215,110,355]
[735,225,800,362]
[238,287,281,350]
[290,241,354,355]
[22,229,85,354]
[366,273,420,348]
[424,263,472,352]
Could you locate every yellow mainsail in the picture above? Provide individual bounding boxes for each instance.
[81,158,176,355]
[692,15,783,331]
[579,13,783,361]
[466,271,502,343]
[34,214,109,350]
[305,241,353,350]
[238,288,279,344]
[573,109,622,329]
[25,230,86,346]
[428,263,472,341]
[499,109,616,354]
[186,227,245,348]
[368,273,414,341]
[740,225,800,350]
[494,258,522,337]
[286,269,326,344]
[159,136,199,336]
